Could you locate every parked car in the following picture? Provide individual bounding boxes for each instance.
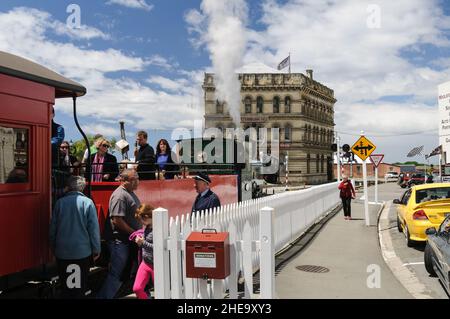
[424,215,450,296]
[398,173,411,188]
[394,183,450,247]
[406,173,433,188]
[384,172,398,179]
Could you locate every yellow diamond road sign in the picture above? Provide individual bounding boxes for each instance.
[351,136,376,161]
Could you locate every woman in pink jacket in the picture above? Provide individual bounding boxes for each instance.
[338,175,356,220]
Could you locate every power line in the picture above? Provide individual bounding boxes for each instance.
[335,129,438,137]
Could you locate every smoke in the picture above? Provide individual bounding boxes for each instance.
[200,0,248,126]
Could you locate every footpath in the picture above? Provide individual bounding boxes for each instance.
[275,199,412,298]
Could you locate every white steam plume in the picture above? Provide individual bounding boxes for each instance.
[201,0,248,126]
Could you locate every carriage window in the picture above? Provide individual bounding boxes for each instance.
[0,126,29,184]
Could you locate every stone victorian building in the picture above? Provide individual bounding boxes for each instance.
[203,63,336,184]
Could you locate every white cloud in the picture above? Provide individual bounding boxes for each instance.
[184,0,450,161]
[185,9,207,49]
[147,54,177,70]
[0,6,203,140]
[52,20,110,40]
[249,0,450,103]
[82,123,120,137]
[147,76,189,92]
[336,102,437,135]
[106,0,153,12]
[1,7,110,41]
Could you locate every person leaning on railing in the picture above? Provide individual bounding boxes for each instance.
[86,138,118,182]
[134,130,155,180]
[155,139,179,180]
[58,141,81,176]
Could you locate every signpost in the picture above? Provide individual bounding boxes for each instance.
[336,134,341,181]
[352,133,376,226]
[369,154,384,204]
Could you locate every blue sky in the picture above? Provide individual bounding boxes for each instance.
[0,0,449,163]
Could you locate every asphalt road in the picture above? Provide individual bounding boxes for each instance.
[372,181,449,299]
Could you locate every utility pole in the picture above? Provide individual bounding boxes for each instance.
[361,131,370,226]
[336,133,341,182]
[285,152,289,191]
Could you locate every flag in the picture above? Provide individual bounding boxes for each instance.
[277,56,290,70]
[407,145,424,157]
[425,145,442,159]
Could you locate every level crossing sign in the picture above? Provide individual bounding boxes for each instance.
[369,154,384,168]
[351,136,376,161]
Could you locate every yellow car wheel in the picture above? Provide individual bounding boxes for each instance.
[404,224,415,247]
[397,215,402,232]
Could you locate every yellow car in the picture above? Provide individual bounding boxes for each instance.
[394,183,450,247]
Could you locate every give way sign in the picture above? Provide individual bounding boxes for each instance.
[369,154,384,168]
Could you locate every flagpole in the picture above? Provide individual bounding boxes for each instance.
[288,52,291,74]
[424,152,427,184]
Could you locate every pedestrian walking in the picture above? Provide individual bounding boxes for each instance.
[49,176,100,298]
[338,175,356,220]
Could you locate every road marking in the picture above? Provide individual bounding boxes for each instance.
[378,200,433,299]
[402,262,425,267]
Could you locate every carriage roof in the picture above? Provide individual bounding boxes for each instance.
[0,51,86,98]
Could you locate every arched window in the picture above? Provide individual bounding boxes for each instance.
[273,96,280,113]
[216,100,223,114]
[257,96,264,113]
[285,96,291,113]
[245,96,252,114]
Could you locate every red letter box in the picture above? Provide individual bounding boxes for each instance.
[186,229,230,279]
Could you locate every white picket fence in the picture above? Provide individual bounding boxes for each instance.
[152,182,340,299]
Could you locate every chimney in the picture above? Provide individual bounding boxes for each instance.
[306,69,313,80]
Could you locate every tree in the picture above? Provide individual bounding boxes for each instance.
[70,135,116,161]
[393,161,423,166]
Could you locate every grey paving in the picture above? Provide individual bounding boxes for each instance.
[275,187,412,299]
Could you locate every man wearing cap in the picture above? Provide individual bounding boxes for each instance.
[191,172,221,213]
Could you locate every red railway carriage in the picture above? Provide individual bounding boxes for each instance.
[0,52,240,292]
[0,51,86,279]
